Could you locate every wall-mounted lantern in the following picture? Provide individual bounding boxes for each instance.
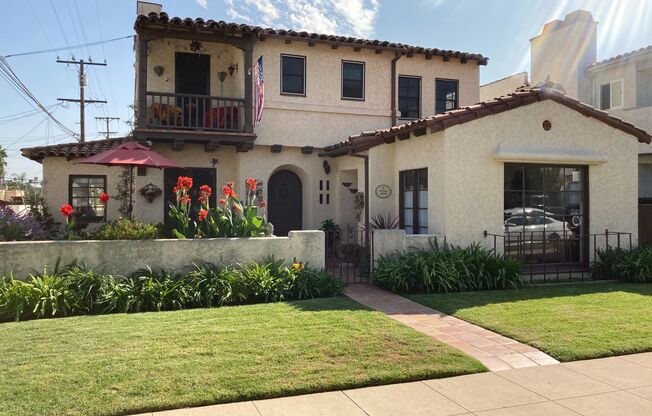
[153,66,165,77]
[228,63,238,76]
[139,183,162,203]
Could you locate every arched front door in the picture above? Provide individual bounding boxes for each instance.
[268,170,302,236]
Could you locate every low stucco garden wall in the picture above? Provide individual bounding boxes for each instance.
[0,230,324,280]
[373,229,445,261]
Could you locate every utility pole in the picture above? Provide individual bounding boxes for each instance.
[95,116,120,139]
[57,59,107,143]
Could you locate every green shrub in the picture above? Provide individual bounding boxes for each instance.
[90,219,161,240]
[0,260,342,322]
[373,241,521,293]
[593,245,652,283]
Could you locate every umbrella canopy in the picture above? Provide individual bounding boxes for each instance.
[76,141,182,169]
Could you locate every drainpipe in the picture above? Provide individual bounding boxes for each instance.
[390,48,407,126]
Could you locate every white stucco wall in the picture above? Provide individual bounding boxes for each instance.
[366,99,640,249]
[0,230,325,280]
[479,72,528,102]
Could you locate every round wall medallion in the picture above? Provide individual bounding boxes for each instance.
[542,120,552,131]
[375,184,392,199]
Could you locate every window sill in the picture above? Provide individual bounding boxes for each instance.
[341,96,365,101]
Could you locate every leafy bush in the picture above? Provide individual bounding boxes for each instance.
[90,219,161,240]
[0,259,342,322]
[0,206,52,241]
[373,241,521,293]
[593,245,652,283]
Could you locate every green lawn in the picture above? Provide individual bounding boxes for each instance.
[0,297,484,416]
[408,282,652,362]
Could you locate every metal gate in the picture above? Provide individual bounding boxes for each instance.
[324,224,373,284]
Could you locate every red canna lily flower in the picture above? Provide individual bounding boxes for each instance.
[99,192,109,204]
[60,204,74,217]
[219,198,226,205]
[176,176,193,190]
[198,196,206,204]
[246,178,257,190]
[222,185,234,197]
[259,200,266,208]
[199,184,212,197]
[198,209,208,221]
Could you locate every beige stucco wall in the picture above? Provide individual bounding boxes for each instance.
[145,37,245,98]
[366,99,640,249]
[479,72,528,102]
[0,230,325,280]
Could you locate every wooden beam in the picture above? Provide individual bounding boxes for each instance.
[236,142,254,152]
[271,144,283,153]
[244,41,254,134]
[413,127,427,137]
[204,141,220,152]
[375,49,382,54]
[136,35,149,130]
[331,44,338,50]
[443,55,450,62]
[308,42,315,47]
[353,47,361,52]
[172,139,184,150]
[397,131,411,141]
[285,39,291,44]
[425,54,432,60]
[301,146,314,154]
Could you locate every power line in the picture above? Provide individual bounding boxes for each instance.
[3,35,134,59]
[0,56,77,138]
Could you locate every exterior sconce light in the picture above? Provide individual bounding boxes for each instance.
[228,63,238,76]
[190,40,203,54]
[323,160,331,174]
[342,182,352,187]
[153,66,164,77]
[217,71,228,82]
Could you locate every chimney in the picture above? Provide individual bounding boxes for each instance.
[137,1,162,15]
[530,10,597,103]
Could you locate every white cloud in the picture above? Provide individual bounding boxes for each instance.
[196,0,208,9]
[224,0,380,37]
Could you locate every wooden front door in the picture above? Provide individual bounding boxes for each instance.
[268,170,302,236]
[175,52,210,127]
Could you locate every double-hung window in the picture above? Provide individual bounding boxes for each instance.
[281,54,306,95]
[342,61,365,100]
[69,175,107,222]
[599,80,623,110]
[398,76,421,119]
[435,79,458,114]
[399,168,428,234]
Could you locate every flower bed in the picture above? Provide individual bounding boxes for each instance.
[0,259,342,322]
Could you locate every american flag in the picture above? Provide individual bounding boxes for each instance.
[254,56,264,126]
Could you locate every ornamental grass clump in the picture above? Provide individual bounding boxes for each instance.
[373,240,521,293]
[0,259,342,322]
[593,245,652,283]
[168,176,268,238]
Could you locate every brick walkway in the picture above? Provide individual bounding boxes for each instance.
[344,284,559,371]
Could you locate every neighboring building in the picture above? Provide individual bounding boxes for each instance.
[479,72,528,102]
[21,4,650,273]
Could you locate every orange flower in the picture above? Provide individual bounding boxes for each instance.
[176,176,193,190]
[222,185,234,197]
[198,209,208,221]
[199,184,212,197]
[246,178,257,190]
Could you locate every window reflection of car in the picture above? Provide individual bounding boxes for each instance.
[504,207,556,219]
[504,214,570,241]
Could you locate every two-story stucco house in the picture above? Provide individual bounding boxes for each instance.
[21,2,650,276]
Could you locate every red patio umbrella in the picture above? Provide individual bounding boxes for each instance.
[77,141,182,219]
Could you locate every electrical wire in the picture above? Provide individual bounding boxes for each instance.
[3,35,134,59]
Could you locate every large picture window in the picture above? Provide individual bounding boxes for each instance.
[399,168,428,234]
[69,175,107,222]
[281,54,306,95]
[342,61,365,100]
[435,79,458,114]
[504,164,587,266]
[399,76,420,119]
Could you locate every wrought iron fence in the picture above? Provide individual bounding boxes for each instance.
[146,92,245,131]
[483,229,633,283]
[324,224,373,284]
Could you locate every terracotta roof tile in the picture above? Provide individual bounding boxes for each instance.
[321,82,652,156]
[588,45,652,70]
[21,137,131,162]
[135,12,488,65]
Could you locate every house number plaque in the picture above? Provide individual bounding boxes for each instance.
[375,184,392,199]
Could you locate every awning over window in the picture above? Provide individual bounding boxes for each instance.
[494,143,608,164]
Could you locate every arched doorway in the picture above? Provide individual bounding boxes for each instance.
[268,170,302,236]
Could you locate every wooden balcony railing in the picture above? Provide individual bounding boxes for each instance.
[145,92,246,132]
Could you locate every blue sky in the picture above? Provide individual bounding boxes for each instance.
[1,0,651,178]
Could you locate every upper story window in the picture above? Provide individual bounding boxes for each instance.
[435,79,458,114]
[399,76,421,119]
[69,175,107,222]
[281,54,306,95]
[636,67,652,107]
[342,61,365,100]
[600,79,623,110]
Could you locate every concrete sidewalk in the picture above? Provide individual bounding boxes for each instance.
[135,353,652,416]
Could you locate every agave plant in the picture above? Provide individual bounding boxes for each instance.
[369,213,400,230]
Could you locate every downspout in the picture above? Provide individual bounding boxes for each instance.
[390,48,407,126]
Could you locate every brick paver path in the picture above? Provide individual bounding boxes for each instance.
[344,284,559,371]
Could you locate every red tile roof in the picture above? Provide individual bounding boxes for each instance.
[21,137,131,162]
[135,12,488,65]
[321,82,652,157]
[587,45,652,70]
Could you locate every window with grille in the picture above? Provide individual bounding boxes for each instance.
[342,61,365,100]
[399,168,428,234]
[69,175,107,222]
[435,79,458,114]
[281,54,306,95]
[399,76,421,119]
